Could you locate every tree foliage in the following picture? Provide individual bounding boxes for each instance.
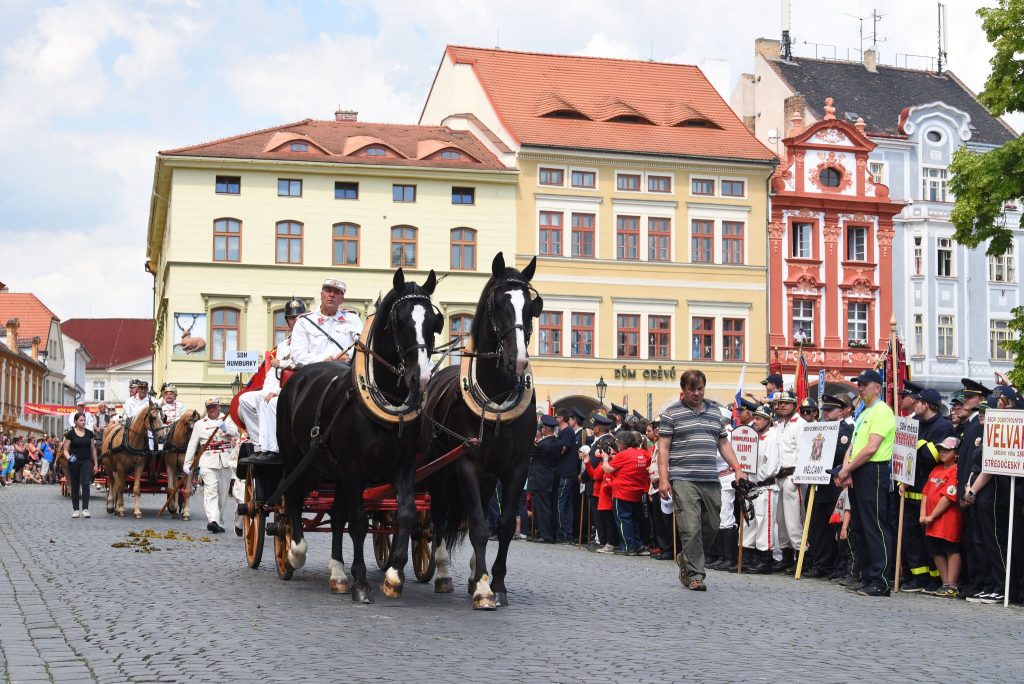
[948,0,1024,384]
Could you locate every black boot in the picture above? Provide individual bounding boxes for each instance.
[722,527,738,571]
[238,451,282,466]
[744,549,767,574]
[706,532,721,568]
[780,547,796,573]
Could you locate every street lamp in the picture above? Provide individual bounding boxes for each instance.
[231,373,242,397]
[596,376,607,407]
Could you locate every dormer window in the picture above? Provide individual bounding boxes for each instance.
[819,168,842,188]
[542,109,590,120]
[290,142,308,152]
[608,115,653,125]
[366,146,387,156]
[926,130,944,143]
[440,150,461,160]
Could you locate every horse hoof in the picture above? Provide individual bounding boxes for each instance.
[329,579,351,594]
[472,594,496,611]
[434,577,454,594]
[106,507,114,515]
[352,587,374,604]
[380,580,402,599]
[468,580,477,595]
[182,514,190,521]
[117,512,125,518]
[494,591,509,608]
[134,513,142,520]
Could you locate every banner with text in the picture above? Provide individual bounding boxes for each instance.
[983,409,1024,476]
[224,351,260,374]
[794,421,840,484]
[730,425,759,475]
[891,417,920,486]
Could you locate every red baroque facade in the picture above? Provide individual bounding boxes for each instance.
[768,99,903,382]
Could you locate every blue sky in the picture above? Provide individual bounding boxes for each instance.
[0,0,1016,320]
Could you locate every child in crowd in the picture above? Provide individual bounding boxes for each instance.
[830,488,854,581]
[921,436,962,598]
[604,431,652,556]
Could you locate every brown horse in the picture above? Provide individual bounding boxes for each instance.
[101,399,165,518]
[160,408,201,519]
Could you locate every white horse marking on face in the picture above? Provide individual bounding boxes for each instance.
[411,304,430,389]
[505,289,528,374]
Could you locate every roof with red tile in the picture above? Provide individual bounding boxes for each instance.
[442,46,776,163]
[61,319,153,370]
[160,120,512,170]
[0,293,60,348]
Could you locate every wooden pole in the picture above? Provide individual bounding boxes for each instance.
[737,511,745,575]
[671,509,677,562]
[894,493,906,592]
[889,313,904,592]
[795,484,816,579]
[578,492,585,546]
[1005,476,1016,607]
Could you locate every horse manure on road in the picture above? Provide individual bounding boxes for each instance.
[111,528,212,552]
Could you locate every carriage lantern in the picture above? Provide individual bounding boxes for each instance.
[596,376,607,407]
[231,373,242,397]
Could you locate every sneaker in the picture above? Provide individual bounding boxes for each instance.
[636,547,651,556]
[931,584,959,598]
[900,578,928,593]
[686,577,707,591]
[967,592,1002,604]
[71,510,80,518]
[82,510,90,518]
[514,532,527,540]
[596,544,615,554]
[965,591,993,603]
[856,584,891,597]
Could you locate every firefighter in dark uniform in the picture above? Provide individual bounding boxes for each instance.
[900,388,954,593]
[898,380,924,417]
[582,413,613,547]
[955,377,991,599]
[527,415,562,543]
[609,403,628,433]
[804,394,854,578]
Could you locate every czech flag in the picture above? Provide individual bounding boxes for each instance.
[732,365,747,428]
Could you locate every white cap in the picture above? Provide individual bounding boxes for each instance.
[660,496,674,515]
[578,445,591,456]
[322,278,347,293]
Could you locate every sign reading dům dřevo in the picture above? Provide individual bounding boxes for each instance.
[983,409,1024,476]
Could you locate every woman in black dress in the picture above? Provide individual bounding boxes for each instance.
[61,412,98,518]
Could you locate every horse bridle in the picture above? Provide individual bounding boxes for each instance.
[162,412,199,452]
[120,403,168,456]
[482,277,536,363]
[384,291,441,384]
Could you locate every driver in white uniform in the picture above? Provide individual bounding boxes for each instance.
[289,278,362,367]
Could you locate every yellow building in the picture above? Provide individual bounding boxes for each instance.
[421,46,777,414]
[146,115,518,408]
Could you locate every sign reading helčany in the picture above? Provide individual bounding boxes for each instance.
[794,421,840,485]
[730,425,759,475]
[983,409,1024,476]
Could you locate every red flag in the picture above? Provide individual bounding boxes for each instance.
[547,394,554,416]
[794,350,808,405]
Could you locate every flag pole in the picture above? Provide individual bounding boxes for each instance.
[889,314,906,594]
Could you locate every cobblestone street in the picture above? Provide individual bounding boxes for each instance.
[1,484,1022,683]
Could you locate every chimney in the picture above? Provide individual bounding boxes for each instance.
[5,318,18,351]
[863,48,878,73]
[334,109,358,122]
[30,336,40,361]
[755,38,781,60]
[784,94,806,135]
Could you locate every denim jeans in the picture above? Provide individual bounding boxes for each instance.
[614,499,644,552]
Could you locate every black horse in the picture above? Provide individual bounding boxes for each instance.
[421,252,542,609]
[275,268,444,603]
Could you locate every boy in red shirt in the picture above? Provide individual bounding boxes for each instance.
[920,436,962,598]
[603,431,652,555]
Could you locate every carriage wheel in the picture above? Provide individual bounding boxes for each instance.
[372,513,393,571]
[273,495,294,580]
[412,509,436,583]
[243,468,265,569]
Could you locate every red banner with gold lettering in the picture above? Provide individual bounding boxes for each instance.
[23,403,121,416]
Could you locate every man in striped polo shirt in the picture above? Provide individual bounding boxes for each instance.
[657,369,748,591]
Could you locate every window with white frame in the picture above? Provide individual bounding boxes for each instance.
[792,223,813,258]
[538,312,562,356]
[937,238,954,277]
[570,312,594,358]
[937,315,955,356]
[989,252,1016,283]
[793,300,814,342]
[93,380,105,402]
[847,302,868,345]
[913,236,923,275]
[922,168,948,202]
[539,167,564,186]
[571,169,596,189]
[846,226,867,261]
[991,320,1013,361]
[869,161,885,185]
[913,314,924,356]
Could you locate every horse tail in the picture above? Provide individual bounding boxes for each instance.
[440,470,471,552]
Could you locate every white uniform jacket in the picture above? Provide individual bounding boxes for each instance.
[753,429,781,490]
[184,416,239,471]
[290,310,362,367]
[275,336,295,371]
[774,414,806,469]
[160,400,186,424]
[121,395,146,420]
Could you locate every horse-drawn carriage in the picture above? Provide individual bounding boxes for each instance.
[233,254,542,609]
